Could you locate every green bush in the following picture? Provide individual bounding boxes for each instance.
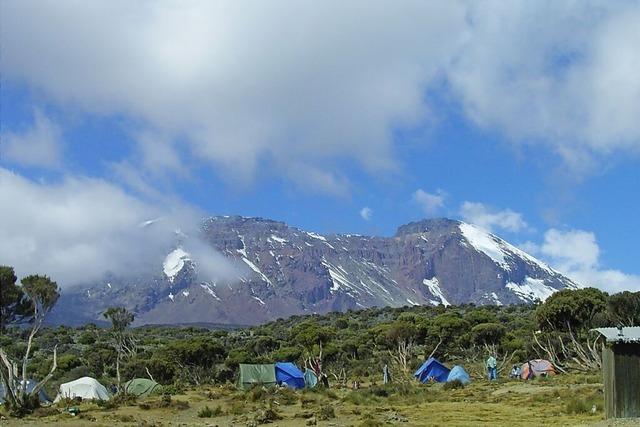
[197,405,223,418]
[565,394,602,415]
[317,405,335,420]
[443,379,465,390]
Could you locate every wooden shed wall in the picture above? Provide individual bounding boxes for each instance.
[603,343,640,418]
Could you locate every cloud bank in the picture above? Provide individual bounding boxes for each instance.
[3,1,639,190]
[413,189,445,215]
[0,168,241,288]
[459,201,529,233]
[525,229,640,293]
[2,110,62,168]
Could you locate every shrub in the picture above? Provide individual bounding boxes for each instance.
[197,405,223,418]
[32,407,59,418]
[254,407,281,424]
[172,399,190,410]
[443,380,465,390]
[229,401,245,415]
[160,383,185,395]
[565,395,602,415]
[359,414,384,427]
[317,405,335,420]
[368,385,389,397]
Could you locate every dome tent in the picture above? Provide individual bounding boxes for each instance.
[414,357,450,383]
[275,362,305,389]
[304,368,318,388]
[446,365,471,385]
[54,377,111,402]
[520,359,556,380]
[0,379,52,405]
[123,378,162,397]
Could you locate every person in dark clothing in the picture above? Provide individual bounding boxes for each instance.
[320,373,329,388]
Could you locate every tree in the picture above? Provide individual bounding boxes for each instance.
[471,323,506,347]
[534,288,607,373]
[608,291,640,326]
[0,274,59,416]
[103,307,135,392]
[0,266,31,332]
[536,288,608,332]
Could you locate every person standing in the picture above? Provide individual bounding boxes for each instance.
[383,364,390,384]
[486,355,497,380]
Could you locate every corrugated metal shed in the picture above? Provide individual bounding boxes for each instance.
[593,327,640,419]
[593,327,640,343]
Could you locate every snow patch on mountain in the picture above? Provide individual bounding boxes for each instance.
[307,231,327,241]
[491,292,502,306]
[200,283,221,301]
[236,235,248,257]
[163,248,190,282]
[459,223,509,268]
[506,277,557,302]
[270,235,288,244]
[423,277,450,307]
[242,257,273,286]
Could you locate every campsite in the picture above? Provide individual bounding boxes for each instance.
[2,286,639,425]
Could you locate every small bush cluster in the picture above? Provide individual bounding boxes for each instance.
[443,379,465,390]
[197,405,223,418]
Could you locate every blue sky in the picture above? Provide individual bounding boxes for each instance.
[1,1,639,292]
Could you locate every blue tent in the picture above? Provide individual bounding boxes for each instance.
[414,357,450,383]
[0,379,52,404]
[446,365,471,385]
[275,362,305,389]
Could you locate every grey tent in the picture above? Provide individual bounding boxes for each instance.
[304,368,318,388]
[237,364,277,390]
[0,379,52,405]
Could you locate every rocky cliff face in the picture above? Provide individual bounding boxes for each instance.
[50,216,578,326]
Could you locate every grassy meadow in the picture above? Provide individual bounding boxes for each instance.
[1,373,613,426]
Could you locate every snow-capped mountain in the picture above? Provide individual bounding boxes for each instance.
[50,217,579,326]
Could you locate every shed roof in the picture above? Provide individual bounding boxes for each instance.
[592,327,640,343]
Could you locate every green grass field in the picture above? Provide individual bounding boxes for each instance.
[2,373,628,426]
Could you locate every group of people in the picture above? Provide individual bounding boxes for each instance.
[487,357,543,380]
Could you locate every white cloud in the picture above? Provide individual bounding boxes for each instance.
[3,2,640,189]
[0,1,468,191]
[448,1,640,169]
[459,201,528,233]
[360,207,372,221]
[529,229,640,293]
[2,110,62,168]
[0,168,241,288]
[413,189,445,215]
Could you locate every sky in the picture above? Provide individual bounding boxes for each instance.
[1,1,639,293]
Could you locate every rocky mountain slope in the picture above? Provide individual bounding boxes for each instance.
[50,216,579,326]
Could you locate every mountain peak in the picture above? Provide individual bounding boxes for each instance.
[394,218,461,237]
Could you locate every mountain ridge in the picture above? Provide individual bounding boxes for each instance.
[49,216,579,326]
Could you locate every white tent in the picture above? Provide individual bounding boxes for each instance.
[54,377,111,402]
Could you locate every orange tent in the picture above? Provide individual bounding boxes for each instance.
[520,359,555,380]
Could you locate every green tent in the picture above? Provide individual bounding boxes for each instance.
[123,378,162,397]
[237,364,277,390]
